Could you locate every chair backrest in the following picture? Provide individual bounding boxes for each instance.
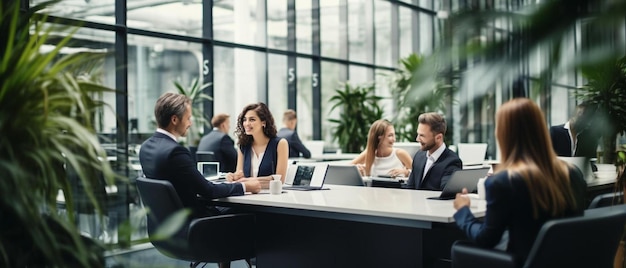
[136,177,192,259]
[589,192,624,209]
[523,205,626,268]
[196,150,217,162]
[325,165,365,186]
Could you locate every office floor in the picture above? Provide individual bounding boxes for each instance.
[105,243,252,268]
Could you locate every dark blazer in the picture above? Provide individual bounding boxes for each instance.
[139,132,244,216]
[406,147,462,191]
[549,124,599,158]
[454,166,587,266]
[277,128,311,158]
[197,129,237,172]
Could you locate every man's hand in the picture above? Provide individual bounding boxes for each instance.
[242,179,261,194]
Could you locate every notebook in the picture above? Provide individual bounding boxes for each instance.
[197,162,221,181]
[283,163,329,191]
[457,143,488,166]
[557,156,596,183]
[427,167,490,200]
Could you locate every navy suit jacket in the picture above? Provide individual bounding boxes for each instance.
[406,148,462,190]
[277,128,311,158]
[549,124,599,158]
[197,129,237,172]
[139,132,244,216]
[454,166,587,266]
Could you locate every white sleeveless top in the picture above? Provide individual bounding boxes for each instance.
[370,148,404,177]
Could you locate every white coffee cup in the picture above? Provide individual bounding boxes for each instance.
[270,174,282,195]
[477,177,487,200]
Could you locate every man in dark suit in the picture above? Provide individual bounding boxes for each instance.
[197,113,237,172]
[139,93,261,218]
[406,112,463,191]
[277,109,311,158]
[550,102,600,159]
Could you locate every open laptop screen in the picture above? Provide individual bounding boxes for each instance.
[197,162,220,180]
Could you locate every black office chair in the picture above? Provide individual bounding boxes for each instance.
[136,177,255,267]
[589,192,624,209]
[451,205,626,268]
[325,165,365,186]
[196,150,217,162]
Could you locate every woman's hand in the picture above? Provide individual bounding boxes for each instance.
[226,170,244,182]
[389,168,410,178]
[355,164,366,176]
[453,188,471,210]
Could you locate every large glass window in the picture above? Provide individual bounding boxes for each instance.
[214,47,267,126]
[399,6,414,58]
[348,0,372,63]
[297,58,314,141]
[374,0,392,67]
[127,2,204,37]
[267,0,288,50]
[321,61,348,147]
[320,0,344,59]
[268,53,288,118]
[296,1,313,54]
[31,0,115,23]
[214,0,265,46]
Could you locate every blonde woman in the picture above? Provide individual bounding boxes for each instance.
[351,119,413,177]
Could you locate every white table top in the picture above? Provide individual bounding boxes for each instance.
[214,184,486,228]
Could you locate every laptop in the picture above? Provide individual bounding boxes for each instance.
[457,143,488,166]
[427,167,490,200]
[325,165,365,186]
[558,156,596,183]
[197,162,221,181]
[283,163,330,191]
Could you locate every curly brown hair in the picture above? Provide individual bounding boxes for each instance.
[235,102,277,147]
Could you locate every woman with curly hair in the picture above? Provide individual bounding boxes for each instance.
[225,103,289,188]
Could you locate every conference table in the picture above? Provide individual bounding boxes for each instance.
[214,185,486,268]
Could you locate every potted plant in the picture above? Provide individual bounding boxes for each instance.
[328,82,383,153]
[173,78,212,147]
[578,56,626,164]
[1,1,116,266]
[387,53,457,142]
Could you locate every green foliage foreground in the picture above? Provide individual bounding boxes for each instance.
[0,1,115,266]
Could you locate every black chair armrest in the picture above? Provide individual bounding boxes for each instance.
[188,213,256,262]
[451,240,516,268]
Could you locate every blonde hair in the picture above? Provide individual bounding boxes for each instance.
[496,98,577,218]
[363,119,393,176]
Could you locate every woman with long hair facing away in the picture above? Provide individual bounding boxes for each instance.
[225,103,289,188]
[453,98,587,266]
[351,119,413,177]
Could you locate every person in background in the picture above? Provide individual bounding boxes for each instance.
[139,93,261,219]
[550,101,600,159]
[277,109,311,158]
[197,113,237,172]
[406,112,462,190]
[453,98,587,267]
[351,119,413,177]
[225,103,289,187]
